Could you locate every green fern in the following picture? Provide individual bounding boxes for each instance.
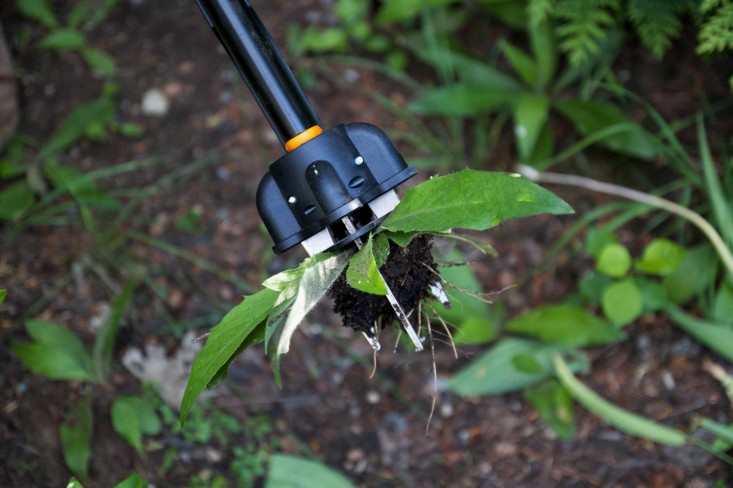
[629,0,698,58]
[553,0,620,66]
[698,1,733,53]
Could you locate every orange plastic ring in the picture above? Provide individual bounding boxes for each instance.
[285,125,323,152]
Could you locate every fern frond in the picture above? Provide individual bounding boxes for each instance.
[553,0,620,66]
[527,0,554,27]
[629,0,697,59]
[701,0,727,14]
[698,2,733,53]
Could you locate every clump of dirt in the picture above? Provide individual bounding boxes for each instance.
[329,234,439,335]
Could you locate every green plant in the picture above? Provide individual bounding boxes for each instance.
[445,107,733,452]
[286,0,460,71]
[0,83,141,224]
[409,9,659,169]
[9,282,165,479]
[180,169,573,423]
[68,472,147,488]
[265,454,357,488]
[16,0,119,76]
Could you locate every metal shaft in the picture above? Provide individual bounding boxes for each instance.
[195,0,321,146]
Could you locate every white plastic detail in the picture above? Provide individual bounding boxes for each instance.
[368,189,400,218]
[301,228,335,256]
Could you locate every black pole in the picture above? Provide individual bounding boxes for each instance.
[195,0,321,146]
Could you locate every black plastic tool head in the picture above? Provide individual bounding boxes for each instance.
[256,123,415,254]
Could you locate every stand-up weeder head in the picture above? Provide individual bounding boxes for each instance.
[195,0,415,255]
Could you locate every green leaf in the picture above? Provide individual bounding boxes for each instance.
[585,227,618,259]
[41,97,117,158]
[0,289,6,305]
[114,473,147,488]
[529,20,558,88]
[514,94,550,163]
[81,47,116,76]
[555,99,658,160]
[17,0,58,28]
[578,271,612,305]
[0,181,35,221]
[382,170,573,234]
[38,28,85,51]
[713,281,733,324]
[636,238,685,276]
[411,45,522,89]
[276,252,350,357]
[434,262,498,345]
[602,278,643,327]
[505,304,624,346]
[500,40,537,86]
[700,419,733,447]
[596,243,632,278]
[346,235,387,295]
[111,395,161,453]
[93,281,136,381]
[635,277,670,313]
[11,320,94,381]
[60,395,93,479]
[524,379,575,440]
[667,307,733,363]
[553,354,687,446]
[67,3,90,28]
[410,83,515,116]
[265,454,357,488]
[376,0,454,24]
[180,288,278,425]
[66,478,84,488]
[663,244,718,304]
[448,338,589,396]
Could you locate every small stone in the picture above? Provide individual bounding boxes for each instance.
[141,88,169,116]
[366,390,380,404]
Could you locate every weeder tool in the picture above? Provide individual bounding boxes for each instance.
[195,0,425,350]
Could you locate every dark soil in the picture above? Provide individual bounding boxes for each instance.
[330,234,438,336]
[1,0,733,487]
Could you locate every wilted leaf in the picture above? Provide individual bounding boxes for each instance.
[382,170,573,234]
[276,252,349,357]
[60,395,93,479]
[448,338,588,396]
[180,288,278,424]
[505,304,624,346]
[265,454,356,488]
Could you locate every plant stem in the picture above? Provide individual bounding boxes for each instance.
[517,164,733,277]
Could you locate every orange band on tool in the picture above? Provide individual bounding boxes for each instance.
[285,125,323,152]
